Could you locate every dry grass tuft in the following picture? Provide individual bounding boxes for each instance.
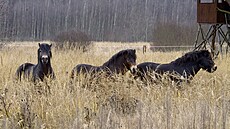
[0,42,229,129]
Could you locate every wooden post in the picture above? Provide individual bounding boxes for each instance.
[143,45,147,54]
[211,25,217,56]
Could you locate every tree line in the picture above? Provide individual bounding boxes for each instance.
[0,0,197,45]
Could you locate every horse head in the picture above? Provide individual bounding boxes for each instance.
[198,50,217,73]
[102,49,137,74]
[38,43,52,65]
[123,49,137,73]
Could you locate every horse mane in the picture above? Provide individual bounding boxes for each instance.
[102,49,133,67]
[171,50,210,65]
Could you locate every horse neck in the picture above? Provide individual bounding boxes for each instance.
[37,61,52,75]
[103,57,125,73]
[182,62,201,77]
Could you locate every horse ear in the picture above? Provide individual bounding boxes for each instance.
[123,50,128,55]
[133,49,136,54]
[38,43,41,47]
[202,50,210,57]
[50,44,52,48]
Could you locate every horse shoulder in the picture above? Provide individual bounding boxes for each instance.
[32,65,42,80]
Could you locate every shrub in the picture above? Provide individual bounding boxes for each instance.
[53,30,91,51]
[0,42,5,50]
[152,22,196,46]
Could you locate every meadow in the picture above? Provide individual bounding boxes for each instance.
[0,42,229,129]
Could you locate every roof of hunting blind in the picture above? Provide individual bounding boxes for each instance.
[197,0,230,24]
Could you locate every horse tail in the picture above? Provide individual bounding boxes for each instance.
[15,64,24,81]
[69,66,80,93]
[70,64,91,80]
[70,67,76,80]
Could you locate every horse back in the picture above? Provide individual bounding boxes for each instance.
[15,63,35,81]
[155,63,177,74]
[70,64,99,79]
[132,62,159,81]
[137,62,160,73]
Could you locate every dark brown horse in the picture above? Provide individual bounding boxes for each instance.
[135,50,217,83]
[15,43,55,82]
[134,62,160,81]
[70,49,137,79]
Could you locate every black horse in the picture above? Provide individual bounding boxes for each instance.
[15,43,55,82]
[70,49,137,79]
[135,50,217,83]
[134,62,160,81]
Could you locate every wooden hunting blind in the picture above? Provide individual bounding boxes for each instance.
[194,0,230,57]
[197,0,230,24]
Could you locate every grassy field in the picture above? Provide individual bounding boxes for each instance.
[0,42,229,129]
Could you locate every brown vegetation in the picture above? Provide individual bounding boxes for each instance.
[153,22,196,46]
[0,43,229,128]
[52,30,91,50]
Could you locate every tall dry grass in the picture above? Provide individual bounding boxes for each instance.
[0,42,229,129]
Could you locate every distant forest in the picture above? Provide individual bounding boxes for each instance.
[0,0,197,45]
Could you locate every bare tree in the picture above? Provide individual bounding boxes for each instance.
[0,0,8,39]
[0,0,6,20]
[0,0,197,44]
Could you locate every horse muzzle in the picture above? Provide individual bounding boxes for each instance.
[130,65,137,74]
[211,65,217,73]
[41,55,49,64]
